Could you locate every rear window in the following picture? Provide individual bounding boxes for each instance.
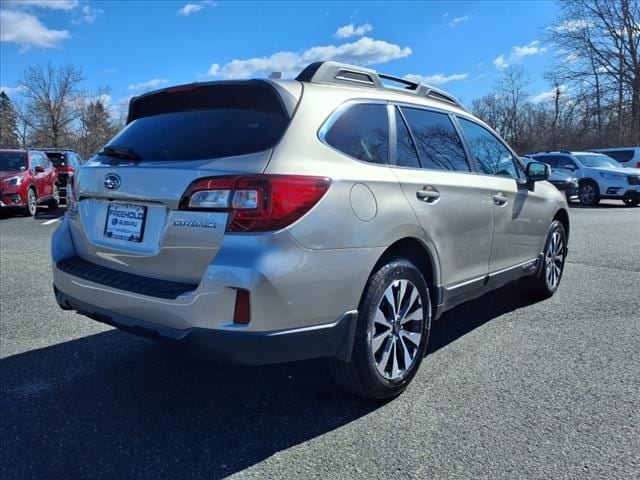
[103,82,290,161]
[44,152,66,166]
[0,152,26,171]
[599,150,633,163]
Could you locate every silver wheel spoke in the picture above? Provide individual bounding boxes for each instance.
[374,309,392,329]
[372,330,390,354]
[401,330,421,347]
[376,338,393,376]
[399,337,412,370]
[391,341,400,379]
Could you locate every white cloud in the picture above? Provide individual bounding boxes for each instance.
[207,37,412,79]
[552,19,592,33]
[0,85,26,96]
[73,4,103,24]
[532,85,568,103]
[512,40,546,59]
[493,41,547,69]
[178,4,204,16]
[0,9,70,50]
[4,0,79,10]
[493,55,508,69]
[334,22,373,39]
[177,2,216,16]
[128,78,169,91]
[449,15,470,27]
[404,72,468,86]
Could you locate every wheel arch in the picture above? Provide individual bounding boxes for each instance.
[370,237,442,313]
[553,208,570,241]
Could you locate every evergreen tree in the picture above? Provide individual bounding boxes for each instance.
[0,91,21,149]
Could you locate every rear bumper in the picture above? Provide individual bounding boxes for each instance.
[54,286,357,364]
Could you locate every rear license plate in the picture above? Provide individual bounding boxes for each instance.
[104,203,147,242]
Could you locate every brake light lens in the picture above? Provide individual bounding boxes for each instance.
[180,174,331,232]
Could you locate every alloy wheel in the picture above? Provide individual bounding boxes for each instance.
[371,279,424,380]
[545,230,564,289]
[27,190,37,216]
[579,184,595,204]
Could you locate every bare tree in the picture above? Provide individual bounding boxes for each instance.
[546,0,640,145]
[18,63,84,148]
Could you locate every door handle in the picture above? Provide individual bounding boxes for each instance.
[492,192,508,206]
[416,187,440,203]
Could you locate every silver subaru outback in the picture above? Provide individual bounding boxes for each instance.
[52,61,569,399]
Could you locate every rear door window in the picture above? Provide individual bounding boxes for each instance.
[401,107,470,172]
[324,103,389,165]
[104,83,291,161]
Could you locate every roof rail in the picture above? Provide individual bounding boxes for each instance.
[295,61,466,111]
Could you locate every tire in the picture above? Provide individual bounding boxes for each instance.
[22,188,37,217]
[330,258,431,400]
[622,198,639,207]
[47,185,60,209]
[578,181,600,206]
[526,220,567,299]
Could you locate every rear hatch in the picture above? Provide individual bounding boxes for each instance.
[69,80,297,284]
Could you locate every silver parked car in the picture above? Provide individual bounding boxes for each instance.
[52,61,570,399]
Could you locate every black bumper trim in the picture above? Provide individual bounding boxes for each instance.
[54,287,358,365]
[56,256,198,300]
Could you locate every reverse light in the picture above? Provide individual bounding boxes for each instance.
[180,174,331,232]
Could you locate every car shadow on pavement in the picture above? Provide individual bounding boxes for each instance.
[34,206,66,220]
[0,282,539,480]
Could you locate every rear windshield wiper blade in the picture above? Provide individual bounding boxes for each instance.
[97,145,142,161]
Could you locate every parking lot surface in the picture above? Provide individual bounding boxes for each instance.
[1,203,639,479]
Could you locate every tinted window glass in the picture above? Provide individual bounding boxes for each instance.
[401,108,470,172]
[45,152,66,166]
[534,155,558,168]
[325,104,389,165]
[556,156,577,169]
[104,85,290,161]
[395,109,420,168]
[601,150,633,162]
[458,118,521,179]
[0,152,26,171]
[29,152,42,168]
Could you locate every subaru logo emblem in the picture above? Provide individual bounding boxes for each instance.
[104,174,121,190]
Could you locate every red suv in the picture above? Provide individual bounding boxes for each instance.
[42,149,83,200]
[0,149,60,216]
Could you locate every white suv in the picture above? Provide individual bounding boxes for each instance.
[528,151,640,206]
[591,147,640,169]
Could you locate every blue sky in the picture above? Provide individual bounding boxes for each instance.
[1,0,560,117]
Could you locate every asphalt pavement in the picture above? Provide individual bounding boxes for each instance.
[1,202,639,479]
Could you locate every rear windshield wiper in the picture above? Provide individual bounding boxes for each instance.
[97,145,142,161]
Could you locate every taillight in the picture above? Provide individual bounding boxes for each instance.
[59,166,75,173]
[179,174,331,232]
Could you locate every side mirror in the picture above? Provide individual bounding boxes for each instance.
[526,162,549,182]
[34,165,45,173]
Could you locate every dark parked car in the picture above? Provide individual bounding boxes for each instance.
[42,149,83,199]
[522,156,578,201]
[1,149,59,216]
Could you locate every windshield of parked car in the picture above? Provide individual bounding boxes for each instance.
[0,152,27,171]
[574,154,622,168]
[101,83,290,161]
